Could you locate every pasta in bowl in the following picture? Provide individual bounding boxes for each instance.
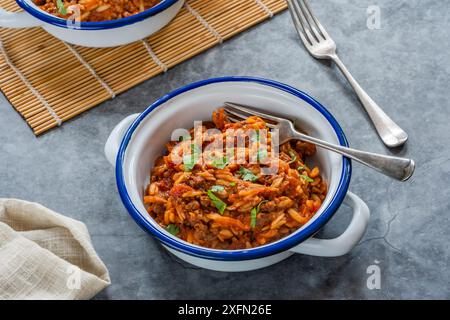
[0,0,184,47]
[105,77,370,272]
[145,109,328,250]
[33,0,162,22]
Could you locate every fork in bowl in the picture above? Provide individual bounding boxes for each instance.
[224,102,415,181]
[286,0,408,148]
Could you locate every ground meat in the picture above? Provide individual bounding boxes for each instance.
[144,109,327,249]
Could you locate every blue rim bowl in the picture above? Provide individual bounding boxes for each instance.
[16,0,179,30]
[116,76,352,261]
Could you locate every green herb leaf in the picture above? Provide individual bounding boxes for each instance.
[183,143,201,171]
[210,185,225,192]
[207,190,227,214]
[178,134,191,142]
[250,129,260,142]
[56,0,67,15]
[288,150,297,164]
[211,156,228,169]
[238,167,259,182]
[166,224,180,235]
[257,148,268,162]
[297,165,305,171]
[250,208,257,229]
[300,175,314,183]
[229,182,236,187]
[250,200,268,228]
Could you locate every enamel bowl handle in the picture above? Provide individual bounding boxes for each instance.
[105,114,140,167]
[0,8,42,28]
[290,192,370,257]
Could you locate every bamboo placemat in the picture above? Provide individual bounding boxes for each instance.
[0,0,286,135]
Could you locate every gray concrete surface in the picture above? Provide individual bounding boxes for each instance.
[1,0,449,299]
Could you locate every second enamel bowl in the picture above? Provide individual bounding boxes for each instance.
[0,0,184,47]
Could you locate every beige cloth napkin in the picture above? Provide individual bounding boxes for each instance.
[0,198,110,300]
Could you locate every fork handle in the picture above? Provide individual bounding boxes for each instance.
[293,131,415,181]
[330,54,408,148]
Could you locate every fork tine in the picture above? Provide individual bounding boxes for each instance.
[224,110,277,129]
[224,102,283,125]
[225,113,244,124]
[300,0,330,40]
[297,0,323,42]
[223,106,248,120]
[286,0,313,46]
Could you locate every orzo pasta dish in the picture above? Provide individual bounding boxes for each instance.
[144,109,328,249]
[34,0,161,22]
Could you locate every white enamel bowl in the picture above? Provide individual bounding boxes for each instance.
[104,77,370,272]
[0,0,184,47]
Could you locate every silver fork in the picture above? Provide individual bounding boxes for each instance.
[224,102,415,181]
[287,0,408,148]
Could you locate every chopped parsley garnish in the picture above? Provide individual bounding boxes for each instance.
[229,182,236,187]
[211,156,228,169]
[238,167,258,182]
[178,134,191,142]
[207,190,227,214]
[183,143,201,171]
[56,0,67,15]
[250,129,260,142]
[250,130,269,162]
[288,150,297,164]
[300,175,314,183]
[166,224,180,235]
[250,200,268,228]
[257,148,268,162]
[210,185,225,192]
